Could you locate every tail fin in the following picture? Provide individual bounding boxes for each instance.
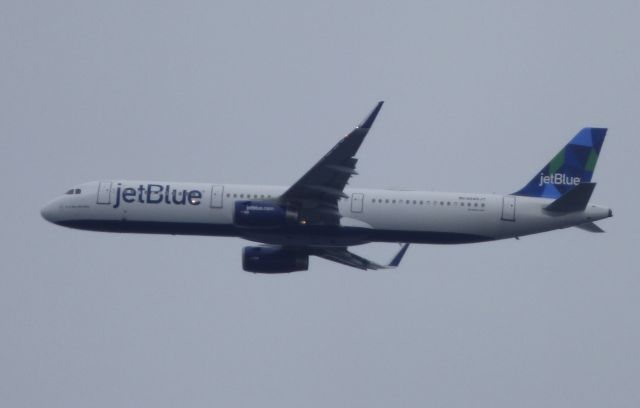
[514,128,607,199]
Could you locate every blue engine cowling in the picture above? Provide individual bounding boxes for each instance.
[242,246,309,273]
[234,201,298,228]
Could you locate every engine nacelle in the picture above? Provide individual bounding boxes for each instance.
[234,201,298,228]
[242,246,309,273]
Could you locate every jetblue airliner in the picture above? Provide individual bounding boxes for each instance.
[41,102,612,272]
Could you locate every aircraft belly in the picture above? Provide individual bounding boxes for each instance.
[241,227,372,247]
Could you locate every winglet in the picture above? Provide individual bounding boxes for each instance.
[388,243,410,268]
[358,101,384,129]
[545,182,596,212]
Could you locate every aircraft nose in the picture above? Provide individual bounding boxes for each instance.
[40,201,59,223]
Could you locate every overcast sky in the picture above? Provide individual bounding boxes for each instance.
[2,1,639,407]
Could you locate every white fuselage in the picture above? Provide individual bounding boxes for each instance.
[41,180,612,247]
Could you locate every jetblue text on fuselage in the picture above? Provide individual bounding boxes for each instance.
[113,184,202,208]
[538,173,581,187]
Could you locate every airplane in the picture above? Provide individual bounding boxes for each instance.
[41,102,612,272]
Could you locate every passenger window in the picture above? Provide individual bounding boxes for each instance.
[392,200,396,204]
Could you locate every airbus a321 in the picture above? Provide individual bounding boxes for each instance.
[41,102,612,272]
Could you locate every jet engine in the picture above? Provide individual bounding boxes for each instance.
[234,201,299,228]
[242,246,309,273]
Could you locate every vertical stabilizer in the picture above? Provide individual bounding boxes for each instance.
[514,128,607,199]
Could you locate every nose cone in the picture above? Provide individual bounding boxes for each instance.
[40,200,60,224]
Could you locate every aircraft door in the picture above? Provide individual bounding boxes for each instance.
[351,193,364,213]
[501,195,516,221]
[97,181,112,205]
[210,185,224,208]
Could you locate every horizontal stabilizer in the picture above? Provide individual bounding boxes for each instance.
[575,222,605,233]
[545,182,596,212]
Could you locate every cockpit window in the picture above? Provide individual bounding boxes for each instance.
[74,189,81,194]
[66,189,74,195]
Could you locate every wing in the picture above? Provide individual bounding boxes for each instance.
[279,101,384,225]
[314,244,410,270]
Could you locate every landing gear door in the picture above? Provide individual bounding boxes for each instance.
[351,193,364,213]
[97,181,112,205]
[501,195,516,221]
[210,185,224,208]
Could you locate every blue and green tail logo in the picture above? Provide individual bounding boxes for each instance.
[514,128,607,199]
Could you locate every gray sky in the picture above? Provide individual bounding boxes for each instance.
[2,1,639,407]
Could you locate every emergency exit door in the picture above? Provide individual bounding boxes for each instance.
[97,181,112,205]
[501,195,516,221]
[351,193,364,213]
[210,185,224,208]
